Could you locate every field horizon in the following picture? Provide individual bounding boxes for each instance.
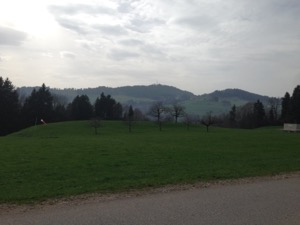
[1,121,299,204]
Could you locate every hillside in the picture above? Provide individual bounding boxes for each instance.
[1,121,299,203]
[184,89,271,116]
[18,84,194,103]
[17,85,271,116]
[208,89,270,102]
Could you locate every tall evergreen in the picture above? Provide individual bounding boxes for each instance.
[281,85,300,123]
[0,77,20,135]
[291,85,300,123]
[22,84,54,126]
[253,100,266,127]
[281,92,291,122]
[113,102,123,120]
[94,92,122,120]
[70,95,93,120]
[229,105,236,127]
[127,105,134,132]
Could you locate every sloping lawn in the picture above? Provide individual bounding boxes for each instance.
[0,121,299,203]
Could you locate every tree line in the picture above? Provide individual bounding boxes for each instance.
[145,85,300,130]
[0,77,135,135]
[1,76,300,135]
[215,85,300,129]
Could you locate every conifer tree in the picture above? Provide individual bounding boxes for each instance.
[22,84,54,126]
[0,77,20,135]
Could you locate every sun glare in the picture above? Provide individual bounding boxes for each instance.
[0,0,59,37]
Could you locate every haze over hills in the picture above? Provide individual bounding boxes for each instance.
[17,84,272,116]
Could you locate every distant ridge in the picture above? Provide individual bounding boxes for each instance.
[208,88,270,102]
[17,85,272,116]
[18,84,195,103]
[104,84,194,100]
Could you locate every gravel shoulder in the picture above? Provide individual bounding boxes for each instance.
[1,171,299,214]
[1,172,299,225]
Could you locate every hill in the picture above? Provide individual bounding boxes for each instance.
[17,85,271,116]
[208,89,270,102]
[18,84,194,101]
[1,121,299,203]
[184,88,271,116]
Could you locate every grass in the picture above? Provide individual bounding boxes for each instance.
[0,121,299,204]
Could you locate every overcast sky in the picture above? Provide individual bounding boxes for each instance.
[0,0,299,96]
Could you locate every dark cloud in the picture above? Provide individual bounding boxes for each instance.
[266,0,300,18]
[0,26,27,46]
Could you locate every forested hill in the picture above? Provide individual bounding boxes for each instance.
[18,84,195,103]
[17,85,271,115]
[207,89,270,102]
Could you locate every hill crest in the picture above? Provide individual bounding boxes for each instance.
[207,88,270,102]
[17,85,271,116]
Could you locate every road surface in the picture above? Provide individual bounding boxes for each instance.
[1,174,299,225]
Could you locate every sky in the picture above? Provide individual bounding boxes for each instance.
[0,0,300,97]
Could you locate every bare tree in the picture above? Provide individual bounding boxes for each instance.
[170,102,185,123]
[148,101,165,131]
[127,105,134,132]
[90,117,101,135]
[201,112,214,132]
[133,108,146,121]
[184,113,194,130]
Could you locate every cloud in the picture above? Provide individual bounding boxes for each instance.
[60,51,76,59]
[175,15,218,31]
[117,1,133,13]
[48,3,116,35]
[127,16,165,33]
[0,26,27,46]
[1,0,300,96]
[140,44,165,59]
[93,24,128,36]
[118,39,144,46]
[108,49,140,61]
[54,17,89,34]
[49,2,166,36]
[48,4,114,16]
[42,52,54,58]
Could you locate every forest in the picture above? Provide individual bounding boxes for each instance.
[0,76,300,136]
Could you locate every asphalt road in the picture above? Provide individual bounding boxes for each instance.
[1,175,299,225]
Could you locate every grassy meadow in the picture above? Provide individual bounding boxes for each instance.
[0,121,299,203]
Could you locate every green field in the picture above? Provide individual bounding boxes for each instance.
[0,121,299,204]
